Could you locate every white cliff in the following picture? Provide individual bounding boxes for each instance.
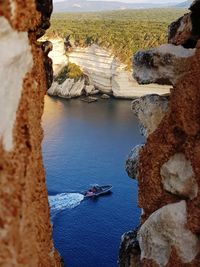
[46,40,170,99]
[48,39,68,75]
[68,44,170,99]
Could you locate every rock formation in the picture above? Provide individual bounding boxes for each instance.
[0,1,60,266]
[133,44,195,85]
[68,44,170,99]
[47,40,170,99]
[121,1,200,266]
[48,78,86,99]
[48,39,68,75]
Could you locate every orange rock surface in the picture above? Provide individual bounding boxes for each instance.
[0,1,60,266]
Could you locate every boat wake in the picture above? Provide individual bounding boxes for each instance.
[48,193,84,219]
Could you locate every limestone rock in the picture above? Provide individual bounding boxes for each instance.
[81,96,98,103]
[48,78,85,98]
[132,94,168,137]
[133,44,195,85]
[168,13,194,47]
[0,17,33,151]
[85,84,95,94]
[119,228,141,267]
[41,41,53,89]
[138,201,199,267]
[126,2,200,266]
[126,145,143,179]
[101,94,110,99]
[0,1,61,266]
[168,3,200,49]
[48,39,68,75]
[161,153,198,200]
[85,84,99,95]
[67,44,170,98]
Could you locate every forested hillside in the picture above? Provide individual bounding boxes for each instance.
[46,9,186,69]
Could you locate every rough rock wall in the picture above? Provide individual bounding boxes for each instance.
[122,1,200,266]
[0,1,60,266]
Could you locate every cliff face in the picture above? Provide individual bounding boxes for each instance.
[68,44,170,99]
[0,1,60,266]
[121,1,200,266]
[48,39,68,75]
[47,40,170,99]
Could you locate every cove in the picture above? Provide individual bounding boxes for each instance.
[42,96,144,267]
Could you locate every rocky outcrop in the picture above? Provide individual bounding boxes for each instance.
[48,39,68,75]
[138,201,199,266]
[133,44,195,85]
[48,78,99,99]
[47,40,170,99]
[85,84,99,95]
[48,78,86,99]
[126,145,144,180]
[0,1,60,266]
[67,44,170,99]
[119,229,141,267]
[121,1,200,266]
[168,1,200,48]
[161,153,198,200]
[132,94,169,138]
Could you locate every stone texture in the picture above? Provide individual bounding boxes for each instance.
[132,94,169,138]
[101,94,110,99]
[126,145,143,179]
[48,78,86,99]
[168,13,194,47]
[123,1,200,266]
[168,1,200,49]
[138,201,199,267]
[85,84,99,95]
[119,228,141,267]
[161,153,198,200]
[0,1,60,266]
[134,37,200,267]
[0,17,33,151]
[133,44,195,85]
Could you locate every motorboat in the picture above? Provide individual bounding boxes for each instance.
[84,185,112,198]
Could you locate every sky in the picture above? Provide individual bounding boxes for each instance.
[53,0,184,3]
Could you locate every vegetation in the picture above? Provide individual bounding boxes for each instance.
[55,63,84,84]
[46,9,185,69]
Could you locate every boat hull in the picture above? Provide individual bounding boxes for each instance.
[84,185,112,198]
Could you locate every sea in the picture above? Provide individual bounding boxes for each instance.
[42,96,144,267]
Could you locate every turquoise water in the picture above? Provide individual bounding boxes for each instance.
[42,96,143,267]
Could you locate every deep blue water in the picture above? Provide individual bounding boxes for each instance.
[42,96,143,267]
